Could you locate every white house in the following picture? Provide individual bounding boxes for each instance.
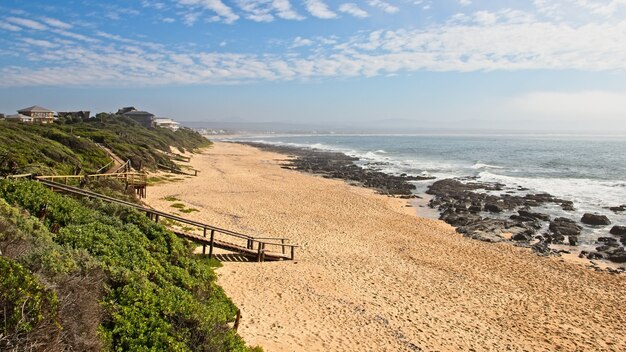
[5,114,34,123]
[153,117,180,131]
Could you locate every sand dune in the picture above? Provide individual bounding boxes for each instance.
[144,142,626,351]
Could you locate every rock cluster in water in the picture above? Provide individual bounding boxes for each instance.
[241,142,434,196]
[426,178,626,263]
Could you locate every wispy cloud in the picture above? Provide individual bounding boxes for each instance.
[272,0,304,20]
[0,22,22,32]
[177,0,240,24]
[6,17,48,30]
[304,0,338,19]
[2,3,626,88]
[368,0,399,14]
[41,17,72,29]
[339,3,369,18]
[21,38,57,48]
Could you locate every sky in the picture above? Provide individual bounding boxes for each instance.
[1,0,626,132]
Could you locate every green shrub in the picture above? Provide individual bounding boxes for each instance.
[0,180,254,351]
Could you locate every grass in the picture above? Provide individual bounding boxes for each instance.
[170,202,199,214]
[163,196,181,202]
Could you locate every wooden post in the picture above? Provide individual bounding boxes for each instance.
[202,227,207,255]
[209,229,215,258]
[291,246,295,260]
[281,238,286,255]
[155,214,159,223]
[257,242,265,262]
[233,309,241,331]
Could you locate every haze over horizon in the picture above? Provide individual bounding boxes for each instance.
[1,0,626,133]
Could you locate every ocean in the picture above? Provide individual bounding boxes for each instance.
[230,134,626,248]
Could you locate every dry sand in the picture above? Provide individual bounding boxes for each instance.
[145,142,626,352]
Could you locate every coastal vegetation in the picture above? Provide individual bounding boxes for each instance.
[0,180,258,351]
[0,117,259,351]
[0,113,209,176]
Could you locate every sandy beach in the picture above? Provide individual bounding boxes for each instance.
[144,142,626,351]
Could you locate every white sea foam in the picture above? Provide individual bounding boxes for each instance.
[471,162,505,169]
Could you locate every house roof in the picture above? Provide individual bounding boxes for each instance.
[18,105,54,113]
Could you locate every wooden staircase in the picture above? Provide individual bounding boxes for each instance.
[34,178,297,261]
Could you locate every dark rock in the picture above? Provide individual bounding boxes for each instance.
[598,237,619,245]
[581,213,611,226]
[484,203,503,213]
[609,225,626,236]
[243,142,427,196]
[608,205,626,213]
[532,241,553,255]
[560,201,575,211]
[568,236,579,246]
[518,209,550,221]
[549,217,582,237]
[607,250,626,263]
[513,233,532,241]
[586,251,605,260]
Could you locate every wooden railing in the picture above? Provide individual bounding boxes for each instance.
[35,172,146,185]
[34,178,297,261]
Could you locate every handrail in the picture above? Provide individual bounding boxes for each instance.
[33,179,298,258]
[95,160,113,174]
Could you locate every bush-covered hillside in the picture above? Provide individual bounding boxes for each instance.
[0,180,258,351]
[0,114,210,176]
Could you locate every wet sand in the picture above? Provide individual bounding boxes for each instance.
[145,142,626,351]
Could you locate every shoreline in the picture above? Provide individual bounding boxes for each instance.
[143,141,626,351]
[236,141,625,271]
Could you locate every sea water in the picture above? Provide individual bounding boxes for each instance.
[231,134,626,248]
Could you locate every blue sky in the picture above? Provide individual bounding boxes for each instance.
[1,0,626,131]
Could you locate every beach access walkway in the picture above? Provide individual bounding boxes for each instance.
[35,178,297,262]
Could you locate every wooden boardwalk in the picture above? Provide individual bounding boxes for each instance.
[35,178,297,261]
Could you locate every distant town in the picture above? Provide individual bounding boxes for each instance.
[0,105,181,131]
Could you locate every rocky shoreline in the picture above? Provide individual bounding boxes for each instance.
[240,142,434,196]
[239,142,626,270]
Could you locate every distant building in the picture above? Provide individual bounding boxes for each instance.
[57,111,91,121]
[123,110,155,128]
[153,117,180,131]
[5,114,34,123]
[17,105,55,124]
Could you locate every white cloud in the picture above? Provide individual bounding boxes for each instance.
[6,17,48,30]
[368,0,399,14]
[291,36,314,48]
[3,4,626,88]
[339,3,369,18]
[473,10,497,25]
[304,0,338,19]
[459,0,471,6]
[42,17,72,29]
[0,22,22,31]
[177,0,240,24]
[237,0,275,22]
[272,0,304,20]
[21,38,57,48]
[534,0,626,20]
